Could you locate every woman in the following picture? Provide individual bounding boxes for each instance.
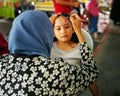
[0,10,98,96]
[85,0,99,40]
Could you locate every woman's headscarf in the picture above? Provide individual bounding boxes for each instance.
[9,10,54,58]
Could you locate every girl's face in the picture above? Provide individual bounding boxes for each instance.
[54,16,74,42]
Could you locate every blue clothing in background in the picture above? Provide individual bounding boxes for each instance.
[89,15,98,33]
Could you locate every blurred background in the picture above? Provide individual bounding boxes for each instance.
[0,0,113,37]
[0,0,112,19]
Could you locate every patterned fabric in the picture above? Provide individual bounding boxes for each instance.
[0,42,99,96]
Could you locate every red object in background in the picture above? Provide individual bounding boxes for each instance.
[80,14,89,31]
[0,32,10,56]
[0,1,4,7]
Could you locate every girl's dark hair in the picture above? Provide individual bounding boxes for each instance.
[54,12,79,43]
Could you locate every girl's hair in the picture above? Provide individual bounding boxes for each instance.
[54,12,79,43]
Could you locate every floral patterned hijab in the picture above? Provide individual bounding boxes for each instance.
[9,10,54,58]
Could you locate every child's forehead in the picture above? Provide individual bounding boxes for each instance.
[55,16,70,25]
[57,16,69,21]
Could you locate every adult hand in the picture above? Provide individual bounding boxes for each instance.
[70,13,85,43]
[70,13,81,32]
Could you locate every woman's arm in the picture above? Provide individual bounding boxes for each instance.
[70,15,99,95]
[79,42,99,96]
[70,13,85,44]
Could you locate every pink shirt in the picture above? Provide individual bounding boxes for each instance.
[53,0,71,14]
[86,0,99,16]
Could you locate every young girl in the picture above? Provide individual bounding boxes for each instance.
[50,13,99,96]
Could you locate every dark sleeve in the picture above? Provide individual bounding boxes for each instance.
[78,42,99,87]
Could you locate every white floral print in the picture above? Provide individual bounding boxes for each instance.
[0,42,99,96]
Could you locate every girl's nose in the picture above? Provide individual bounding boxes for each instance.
[60,27,66,34]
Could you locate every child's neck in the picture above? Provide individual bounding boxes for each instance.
[55,41,77,50]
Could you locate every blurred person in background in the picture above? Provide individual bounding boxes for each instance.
[70,0,81,16]
[110,0,120,26]
[85,0,106,42]
[53,0,80,15]
[14,0,35,17]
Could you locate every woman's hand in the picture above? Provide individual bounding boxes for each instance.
[70,13,82,33]
[70,13,85,43]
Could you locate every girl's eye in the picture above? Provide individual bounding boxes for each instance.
[64,25,69,28]
[56,27,61,30]
[65,26,69,28]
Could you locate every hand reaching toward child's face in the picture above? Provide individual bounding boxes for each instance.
[70,13,82,33]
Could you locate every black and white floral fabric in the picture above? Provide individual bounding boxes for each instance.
[0,43,99,96]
